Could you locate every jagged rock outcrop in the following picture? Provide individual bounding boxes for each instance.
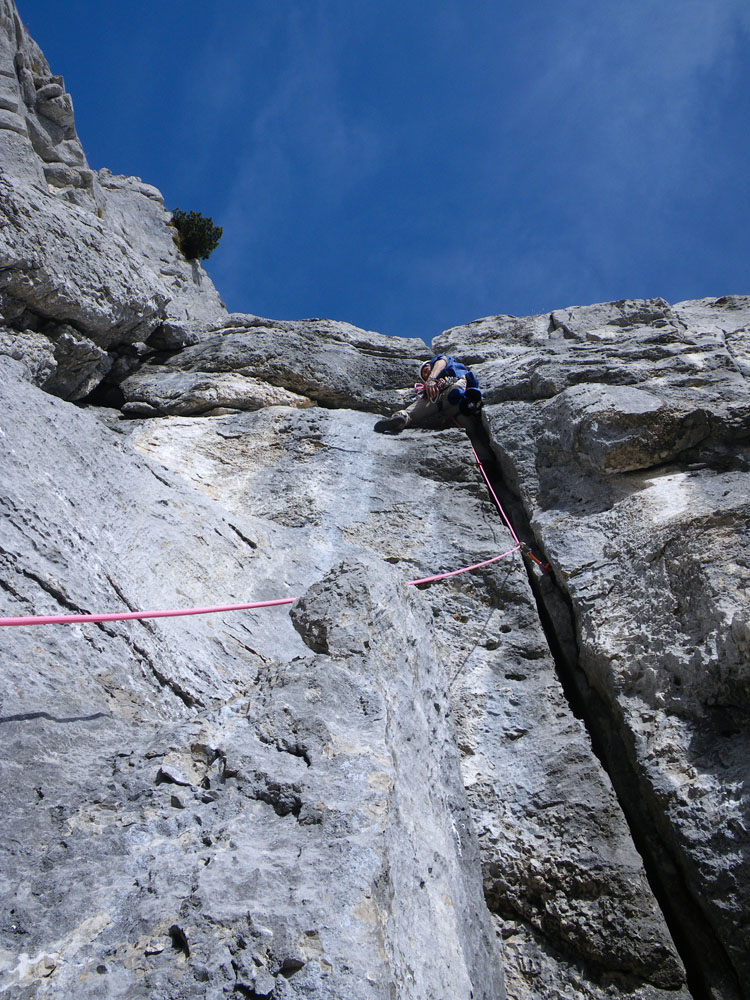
[0,0,227,402]
[118,315,427,416]
[1,3,748,999]
[0,0,92,195]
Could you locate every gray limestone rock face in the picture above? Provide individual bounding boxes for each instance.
[0,3,745,997]
[0,0,87,192]
[440,296,750,999]
[0,297,736,1000]
[437,297,750,430]
[536,383,711,474]
[118,317,429,415]
[0,360,507,999]
[96,168,228,337]
[290,560,506,999]
[0,174,169,346]
[0,323,56,383]
[119,368,314,417]
[117,297,747,995]
[124,404,689,1000]
[452,570,687,994]
[0,2,229,401]
[40,322,113,399]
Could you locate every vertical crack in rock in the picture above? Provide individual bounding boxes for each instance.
[471,423,741,1000]
[428,423,683,999]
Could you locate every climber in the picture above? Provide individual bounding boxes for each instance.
[374,355,482,434]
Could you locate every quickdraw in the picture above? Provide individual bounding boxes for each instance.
[521,542,551,576]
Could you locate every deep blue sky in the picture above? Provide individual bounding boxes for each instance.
[18,0,750,343]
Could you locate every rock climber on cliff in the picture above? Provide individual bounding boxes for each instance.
[374,354,482,434]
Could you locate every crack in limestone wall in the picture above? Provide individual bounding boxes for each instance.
[125,405,691,1000]
[435,296,750,1000]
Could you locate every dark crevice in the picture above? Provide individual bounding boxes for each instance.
[251,782,302,819]
[278,742,311,767]
[17,566,87,617]
[0,711,109,725]
[130,639,201,710]
[104,573,147,620]
[467,422,742,1000]
[228,524,258,549]
[233,987,274,999]
[168,923,190,958]
[279,957,305,978]
[82,380,125,410]
[0,575,29,606]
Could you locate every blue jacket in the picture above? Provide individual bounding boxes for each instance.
[431,355,469,380]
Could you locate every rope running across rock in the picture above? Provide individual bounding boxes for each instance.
[0,432,540,628]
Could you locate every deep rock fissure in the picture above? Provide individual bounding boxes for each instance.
[469,424,738,1000]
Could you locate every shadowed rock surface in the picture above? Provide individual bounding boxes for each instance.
[1,3,747,999]
[118,316,428,416]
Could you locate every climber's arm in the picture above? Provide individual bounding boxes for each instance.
[424,356,447,399]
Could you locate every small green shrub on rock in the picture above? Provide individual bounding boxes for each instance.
[171,208,223,261]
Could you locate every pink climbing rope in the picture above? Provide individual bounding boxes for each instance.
[407,544,520,586]
[408,422,522,584]
[0,428,524,627]
[0,598,298,628]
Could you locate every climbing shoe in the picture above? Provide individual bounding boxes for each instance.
[374,414,407,434]
[460,387,483,416]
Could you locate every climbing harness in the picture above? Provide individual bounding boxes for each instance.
[415,357,482,418]
[0,423,548,627]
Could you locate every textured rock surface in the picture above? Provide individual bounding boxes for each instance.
[438,295,750,999]
[118,316,429,415]
[0,360,505,999]
[119,368,314,417]
[0,174,167,345]
[121,406,688,1000]
[1,350,690,999]
[1,3,747,998]
[0,0,228,400]
[0,0,91,194]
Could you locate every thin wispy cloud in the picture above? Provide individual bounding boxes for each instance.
[204,5,387,309]
[514,0,750,185]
